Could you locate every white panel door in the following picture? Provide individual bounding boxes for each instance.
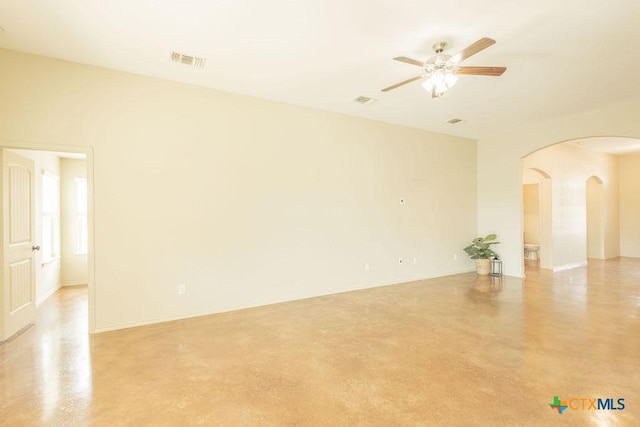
[1,150,37,341]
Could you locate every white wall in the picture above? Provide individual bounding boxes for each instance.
[0,49,478,332]
[60,158,88,286]
[8,149,61,304]
[478,103,640,277]
[619,152,640,257]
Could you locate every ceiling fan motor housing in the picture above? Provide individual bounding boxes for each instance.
[432,41,447,54]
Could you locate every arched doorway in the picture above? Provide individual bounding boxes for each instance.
[519,137,636,275]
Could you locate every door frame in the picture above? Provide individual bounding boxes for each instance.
[0,140,95,334]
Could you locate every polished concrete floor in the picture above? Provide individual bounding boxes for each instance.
[1,258,639,426]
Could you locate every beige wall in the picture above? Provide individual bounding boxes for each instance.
[60,158,88,286]
[522,184,540,245]
[586,176,604,259]
[619,153,640,257]
[478,104,640,276]
[0,49,478,332]
[8,149,61,304]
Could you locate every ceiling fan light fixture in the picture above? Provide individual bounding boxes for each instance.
[382,37,505,95]
[431,70,445,85]
[444,71,458,87]
[421,69,458,97]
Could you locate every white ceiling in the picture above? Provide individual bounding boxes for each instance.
[569,137,640,155]
[51,151,86,159]
[1,0,640,141]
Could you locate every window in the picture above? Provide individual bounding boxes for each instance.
[42,171,60,263]
[75,178,88,255]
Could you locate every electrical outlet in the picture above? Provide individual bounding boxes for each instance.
[413,257,417,265]
[178,284,186,295]
[365,263,370,271]
[453,253,457,260]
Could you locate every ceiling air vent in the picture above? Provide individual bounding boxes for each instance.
[446,118,466,125]
[170,51,207,68]
[353,96,377,105]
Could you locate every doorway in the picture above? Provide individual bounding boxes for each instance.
[522,167,552,271]
[0,144,94,341]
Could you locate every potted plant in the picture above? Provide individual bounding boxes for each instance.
[463,234,500,275]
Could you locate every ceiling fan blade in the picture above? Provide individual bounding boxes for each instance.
[381,75,426,92]
[393,56,424,67]
[449,37,496,64]
[456,66,506,76]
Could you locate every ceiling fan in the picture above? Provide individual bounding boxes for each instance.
[382,37,506,98]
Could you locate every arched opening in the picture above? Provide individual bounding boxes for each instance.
[518,136,639,275]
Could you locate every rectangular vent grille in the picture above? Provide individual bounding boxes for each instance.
[170,52,207,68]
[353,96,377,105]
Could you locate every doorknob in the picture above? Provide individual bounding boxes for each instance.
[32,245,41,251]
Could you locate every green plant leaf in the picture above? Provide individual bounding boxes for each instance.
[463,234,500,259]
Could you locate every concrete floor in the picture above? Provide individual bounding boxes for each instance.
[1,258,639,426]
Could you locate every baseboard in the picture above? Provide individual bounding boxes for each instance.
[506,272,526,278]
[93,267,481,334]
[93,311,221,333]
[553,261,588,272]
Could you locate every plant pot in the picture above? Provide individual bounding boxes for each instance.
[475,259,491,275]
